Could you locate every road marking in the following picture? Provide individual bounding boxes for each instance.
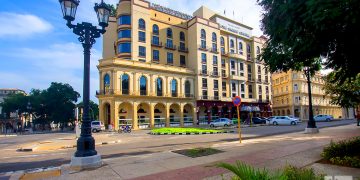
[0,152,68,159]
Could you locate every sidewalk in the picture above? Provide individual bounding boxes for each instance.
[29,124,359,180]
[18,133,122,152]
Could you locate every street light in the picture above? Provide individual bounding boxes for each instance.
[59,0,110,169]
[304,67,318,133]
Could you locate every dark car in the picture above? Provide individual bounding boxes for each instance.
[252,117,267,124]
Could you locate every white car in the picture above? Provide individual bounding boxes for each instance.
[210,118,233,127]
[269,116,298,126]
[314,115,334,122]
[91,121,105,132]
[288,115,301,122]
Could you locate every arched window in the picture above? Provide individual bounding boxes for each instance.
[138,18,145,29]
[152,24,159,35]
[180,31,185,41]
[256,46,260,54]
[201,29,206,39]
[104,74,110,90]
[230,39,234,48]
[139,76,147,95]
[171,79,177,97]
[212,32,217,42]
[220,37,224,46]
[121,74,129,95]
[239,42,243,50]
[167,28,173,38]
[185,81,191,97]
[156,78,163,96]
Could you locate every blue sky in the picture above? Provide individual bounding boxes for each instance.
[0,0,263,103]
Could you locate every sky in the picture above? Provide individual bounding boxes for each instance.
[0,0,264,102]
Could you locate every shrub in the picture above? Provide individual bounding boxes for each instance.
[329,156,360,168]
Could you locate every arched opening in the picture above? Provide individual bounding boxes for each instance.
[137,103,150,129]
[154,103,166,127]
[201,29,206,39]
[180,31,185,41]
[185,80,191,97]
[138,18,145,29]
[171,79,177,97]
[169,104,181,127]
[220,37,225,46]
[230,40,234,48]
[139,76,147,95]
[167,28,173,38]
[118,102,132,128]
[103,74,110,91]
[212,32,217,42]
[103,103,111,129]
[121,74,129,95]
[152,24,159,34]
[183,104,194,126]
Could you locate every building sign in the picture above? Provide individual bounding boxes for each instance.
[215,17,252,38]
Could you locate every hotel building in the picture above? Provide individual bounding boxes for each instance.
[97,0,272,130]
[271,71,345,120]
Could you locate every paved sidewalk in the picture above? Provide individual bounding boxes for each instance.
[34,124,360,180]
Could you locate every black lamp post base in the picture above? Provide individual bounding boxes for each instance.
[75,136,97,157]
[304,127,319,134]
[70,154,102,171]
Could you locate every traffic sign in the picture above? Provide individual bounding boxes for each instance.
[232,96,242,107]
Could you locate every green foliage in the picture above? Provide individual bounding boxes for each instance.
[109,4,116,17]
[258,0,360,82]
[77,100,99,120]
[217,161,323,180]
[184,148,222,158]
[322,136,360,167]
[0,93,28,118]
[323,72,360,108]
[151,127,222,134]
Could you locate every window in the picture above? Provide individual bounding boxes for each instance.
[201,53,207,64]
[256,46,260,54]
[294,84,298,91]
[265,86,269,94]
[221,47,225,54]
[156,78,163,96]
[152,36,159,45]
[232,83,236,91]
[230,60,235,69]
[167,52,173,64]
[139,46,146,57]
[138,18,145,29]
[239,62,244,76]
[230,39,234,48]
[118,29,131,38]
[214,91,219,99]
[221,59,225,67]
[166,39,173,48]
[202,90,208,99]
[248,84,253,93]
[213,56,218,65]
[258,65,261,73]
[118,15,131,25]
[202,64,207,74]
[201,29,206,39]
[222,69,226,77]
[247,64,252,72]
[122,74,129,95]
[180,55,186,66]
[239,42,243,51]
[104,74,110,89]
[212,43,217,52]
[214,80,218,89]
[180,32,185,41]
[153,50,159,61]
[138,31,146,42]
[212,32,217,42]
[220,37,225,46]
[246,44,251,53]
[118,42,131,53]
[222,82,226,91]
[240,84,245,98]
[167,28,173,38]
[180,42,185,50]
[202,78,207,88]
[152,24,159,34]
[201,39,206,49]
[139,76,147,95]
[171,79,177,97]
[185,81,191,97]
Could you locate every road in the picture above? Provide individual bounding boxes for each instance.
[0,119,356,173]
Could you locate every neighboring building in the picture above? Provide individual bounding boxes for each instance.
[97,0,272,130]
[0,88,26,117]
[271,71,344,120]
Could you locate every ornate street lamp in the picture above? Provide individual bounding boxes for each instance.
[59,0,110,169]
[304,67,318,133]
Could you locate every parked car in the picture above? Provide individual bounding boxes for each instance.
[91,121,105,132]
[269,116,298,125]
[251,117,267,124]
[210,118,233,127]
[314,114,334,122]
[288,115,301,122]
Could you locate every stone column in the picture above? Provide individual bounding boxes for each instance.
[132,102,138,130]
[150,103,154,128]
[112,70,118,93]
[165,76,169,97]
[193,107,198,126]
[150,74,154,96]
[132,72,137,95]
[110,100,116,130]
[180,78,183,97]
[180,105,184,127]
[165,104,170,127]
[114,102,119,131]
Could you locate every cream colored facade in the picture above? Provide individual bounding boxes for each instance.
[272,71,343,120]
[97,0,272,130]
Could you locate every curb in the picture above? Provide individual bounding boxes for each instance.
[3,166,61,180]
[150,131,235,135]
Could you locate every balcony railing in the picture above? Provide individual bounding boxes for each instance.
[178,46,189,53]
[151,41,163,47]
[210,48,219,53]
[211,71,219,77]
[199,69,208,75]
[198,45,208,51]
[171,92,178,97]
[96,89,114,95]
[122,89,129,95]
[185,93,194,98]
[140,90,147,96]
[199,96,220,101]
[165,43,176,50]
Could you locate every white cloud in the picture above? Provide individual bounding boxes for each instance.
[0,12,53,37]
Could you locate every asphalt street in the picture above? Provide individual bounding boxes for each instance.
[0,119,357,173]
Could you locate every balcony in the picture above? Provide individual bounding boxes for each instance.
[165,43,176,50]
[178,46,189,53]
[210,48,219,54]
[171,92,178,97]
[140,90,147,96]
[185,93,194,98]
[221,72,227,78]
[230,74,246,81]
[211,71,219,77]
[199,69,208,76]
[96,89,114,95]
[151,41,163,47]
[198,45,208,51]
[221,50,228,56]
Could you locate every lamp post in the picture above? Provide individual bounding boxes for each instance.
[304,67,318,133]
[58,0,110,169]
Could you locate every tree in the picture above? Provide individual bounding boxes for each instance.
[109,4,116,17]
[324,72,360,108]
[1,93,28,119]
[77,100,99,120]
[258,0,360,82]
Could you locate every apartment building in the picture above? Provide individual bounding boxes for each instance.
[97,0,272,130]
[272,71,344,120]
